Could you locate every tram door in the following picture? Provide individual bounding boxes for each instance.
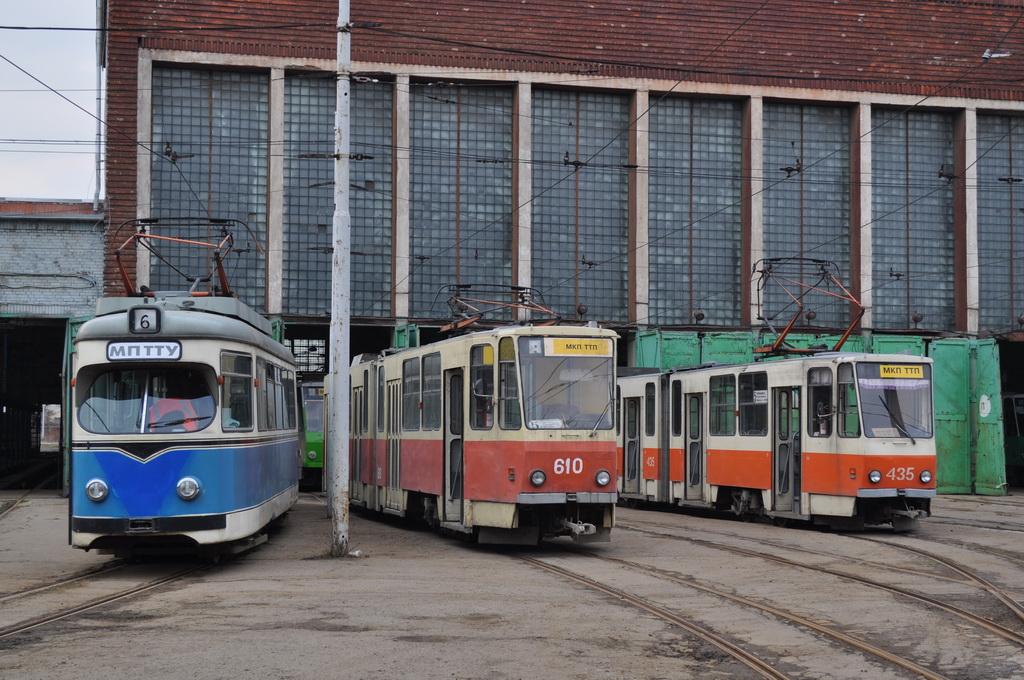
[443,369,464,521]
[385,379,403,512]
[622,397,641,495]
[772,387,801,513]
[684,393,705,501]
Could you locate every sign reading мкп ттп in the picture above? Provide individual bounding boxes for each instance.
[106,341,183,361]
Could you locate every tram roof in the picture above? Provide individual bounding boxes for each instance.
[95,293,273,336]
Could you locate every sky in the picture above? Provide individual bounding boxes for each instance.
[0,2,100,201]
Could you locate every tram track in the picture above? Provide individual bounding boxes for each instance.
[0,561,128,604]
[0,490,30,522]
[619,521,1024,647]
[925,515,1024,534]
[512,553,794,680]
[0,563,208,641]
[624,518,969,584]
[518,545,953,680]
[624,510,1024,610]
[0,473,57,522]
[851,534,1024,625]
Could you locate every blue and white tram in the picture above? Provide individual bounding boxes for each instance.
[69,294,302,557]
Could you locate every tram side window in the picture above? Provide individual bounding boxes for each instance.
[671,380,683,438]
[221,353,253,430]
[498,337,522,429]
[376,366,385,433]
[351,388,362,436]
[738,372,768,436]
[256,358,269,430]
[470,344,494,429]
[362,369,370,433]
[282,368,297,430]
[644,382,656,436]
[256,359,296,431]
[837,364,860,437]
[808,367,833,437]
[402,358,420,431]
[422,353,441,430]
[710,375,736,436]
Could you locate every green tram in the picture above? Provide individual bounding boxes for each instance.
[300,381,326,490]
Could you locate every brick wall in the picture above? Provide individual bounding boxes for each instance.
[0,207,106,317]
[104,0,1024,294]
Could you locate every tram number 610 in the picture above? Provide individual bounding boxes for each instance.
[553,457,584,475]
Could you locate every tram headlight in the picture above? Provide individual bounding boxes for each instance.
[919,469,933,484]
[176,476,201,501]
[529,469,547,487]
[868,469,883,484]
[85,478,108,502]
[595,469,612,487]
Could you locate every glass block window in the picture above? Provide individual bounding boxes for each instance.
[532,89,630,322]
[284,75,333,316]
[151,67,269,310]
[352,82,395,316]
[284,77,394,317]
[871,110,956,330]
[409,85,513,318]
[763,104,851,328]
[977,114,1024,331]
[649,97,743,325]
[283,337,327,374]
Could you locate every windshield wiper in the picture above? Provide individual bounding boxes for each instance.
[591,398,614,436]
[877,396,915,445]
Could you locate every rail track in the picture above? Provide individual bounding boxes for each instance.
[925,515,1024,533]
[620,520,1024,647]
[511,507,1024,678]
[0,479,55,523]
[516,545,954,680]
[513,553,795,680]
[0,562,208,641]
[851,534,1024,625]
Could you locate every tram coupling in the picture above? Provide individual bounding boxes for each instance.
[560,518,598,538]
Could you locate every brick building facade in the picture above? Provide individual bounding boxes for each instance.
[100,0,1024,346]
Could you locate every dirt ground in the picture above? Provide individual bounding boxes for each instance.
[2,492,1024,679]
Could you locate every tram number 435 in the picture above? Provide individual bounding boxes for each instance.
[553,458,585,475]
[886,467,916,481]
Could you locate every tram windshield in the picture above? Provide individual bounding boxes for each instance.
[518,336,615,430]
[78,367,215,434]
[856,362,933,440]
[302,384,325,433]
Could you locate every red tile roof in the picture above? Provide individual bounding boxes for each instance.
[120,0,1024,99]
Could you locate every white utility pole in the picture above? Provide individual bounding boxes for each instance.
[328,0,352,557]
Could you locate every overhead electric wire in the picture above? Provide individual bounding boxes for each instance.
[0,51,213,217]
[6,11,1024,326]
[384,4,1024,324]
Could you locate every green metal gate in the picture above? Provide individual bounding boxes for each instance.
[927,340,972,494]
